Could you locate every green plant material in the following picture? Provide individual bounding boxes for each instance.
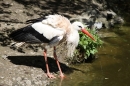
[72,28,103,63]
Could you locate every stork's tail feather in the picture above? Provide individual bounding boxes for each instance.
[9,27,27,42]
[9,25,49,43]
[9,26,36,43]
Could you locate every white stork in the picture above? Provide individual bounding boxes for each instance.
[9,14,94,79]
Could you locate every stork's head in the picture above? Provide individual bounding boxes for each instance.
[72,21,95,40]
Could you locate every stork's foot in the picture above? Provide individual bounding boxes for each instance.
[60,73,65,78]
[47,73,56,79]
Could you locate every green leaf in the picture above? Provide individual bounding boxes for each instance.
[73,27,103,63]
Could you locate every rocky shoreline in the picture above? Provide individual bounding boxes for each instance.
[0,0,126,86]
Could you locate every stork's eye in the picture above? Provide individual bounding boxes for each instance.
[78,26,82,28]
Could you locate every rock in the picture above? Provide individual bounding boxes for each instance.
[96,18,109,28]
[7,80,13,86]
[0,76,4,79]
[0,0,127,86]
[24,80,32,86]
[1,54,8,60]
[93,22,103,29]
[113,16,124,24]
[16,77,22,82]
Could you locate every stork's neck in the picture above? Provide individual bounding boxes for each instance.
[66,27,79,57]
[67,27,79,46]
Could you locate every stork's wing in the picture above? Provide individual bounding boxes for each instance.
[9,22,65,44]
[42,14,72,33]
[26,14,72,34]
[10,14,72,45]
[9,25,49,43]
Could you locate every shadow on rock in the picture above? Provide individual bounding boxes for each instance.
[14,0,85,15]
[7,55,73,74]
[0,28,14,46]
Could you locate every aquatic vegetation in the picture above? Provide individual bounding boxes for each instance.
[72,28,103,63]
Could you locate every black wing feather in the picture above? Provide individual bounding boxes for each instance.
[26,17,46,24]
[9,25,50,43]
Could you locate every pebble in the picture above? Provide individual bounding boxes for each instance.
[34,81,42,85]
[1,54,8,60]
[0,76,4,79]
[24,80,31,86]
[7,80,13,86]
[105,78,109,79]
[12,77,15,81]
[16,77,21,82]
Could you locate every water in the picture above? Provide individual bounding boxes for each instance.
[50,26,130,86]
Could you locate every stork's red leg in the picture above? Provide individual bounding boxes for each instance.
[53,47,64,78]
[43,49,56,78]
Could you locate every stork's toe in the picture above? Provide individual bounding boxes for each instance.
[47,73,56,79]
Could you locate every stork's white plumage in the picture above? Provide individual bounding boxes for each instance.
[10,14,94,79]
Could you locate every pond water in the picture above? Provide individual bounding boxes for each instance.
[50,26,130,86]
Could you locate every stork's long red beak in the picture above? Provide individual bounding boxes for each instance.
[81,29,95,40]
